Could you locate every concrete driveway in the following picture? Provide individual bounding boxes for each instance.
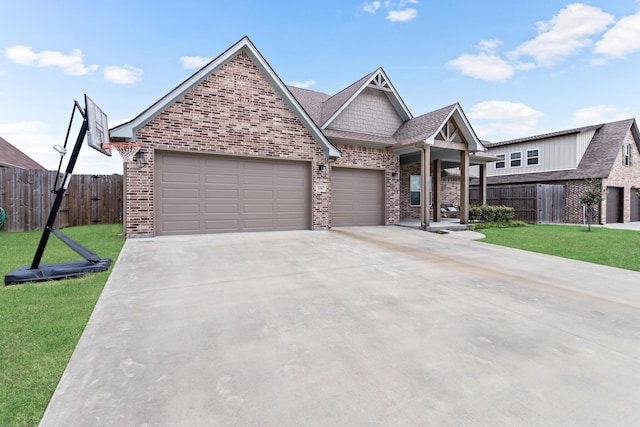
[40,226,640,426]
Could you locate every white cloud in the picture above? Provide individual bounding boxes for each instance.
[287,79,316,89]
[572,105,629,126]
[468,101,544,138]
[448,40,514,82]
[508,3,614,67]
[386,8,417,22]
[103,65,143,84]
[594,12,640,58]
[4,45,98,76]
[362,1,381,13]
[180,55,213,69]
[0,121,61,170]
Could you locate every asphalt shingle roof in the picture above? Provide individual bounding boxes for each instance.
[319,71,377,126]
[0,136,46,170]
[393,104,457,146]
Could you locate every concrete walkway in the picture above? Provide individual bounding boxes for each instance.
[40,226,640,426]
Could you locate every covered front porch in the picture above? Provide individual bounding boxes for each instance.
[393,106,497,231]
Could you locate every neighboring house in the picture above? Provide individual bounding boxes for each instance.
[0,136,46,170]
[474,119,640,223]
[111,36,494,237]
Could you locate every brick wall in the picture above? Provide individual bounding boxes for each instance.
[399,163,462,220]
[128,50,328,236]
[331,143,399,225]
[565,180,600,224]
[400,163,421,219]
[328,88,403,136]
[602,130,640,222]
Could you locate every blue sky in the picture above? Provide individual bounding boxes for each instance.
[2,0,640,174]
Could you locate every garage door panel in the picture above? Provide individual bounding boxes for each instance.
[156,152,310,235]
[163,188,200,198]
[161,220,200,233]
[162,172,200,184]
[204,219,240,231]
[205,174,239,184]
[244,175,274,185]
[204,204,239,214]
[161,204,200,214]
[332,168,384,227]
[205,189,240,198]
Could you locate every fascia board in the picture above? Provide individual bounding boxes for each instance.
[449,106,485,152]
[377,68,413,121]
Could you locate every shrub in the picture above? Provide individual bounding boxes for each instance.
[469,205,515,223]
[468,220,527,231]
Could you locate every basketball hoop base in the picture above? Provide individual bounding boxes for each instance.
[5,258,112,285]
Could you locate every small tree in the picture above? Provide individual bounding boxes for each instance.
[578,179,602,231]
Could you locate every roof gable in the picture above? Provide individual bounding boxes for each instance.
[321,68,412,129]
[394,103,486,152]
[111,36,340,158]
[0,136,46,170]
[576,118,636,178]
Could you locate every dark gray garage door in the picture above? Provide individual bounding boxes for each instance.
[155,152,310,235]
[331,167,384,227]
[606,186,623,223]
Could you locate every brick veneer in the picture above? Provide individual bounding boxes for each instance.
[124,50,403,236]
[602,130,640,222]
[399,163,461,219]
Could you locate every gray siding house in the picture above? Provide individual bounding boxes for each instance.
[475,119,640,223]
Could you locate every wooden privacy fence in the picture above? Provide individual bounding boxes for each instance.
[470,184,565,223]
[0,168,123,232]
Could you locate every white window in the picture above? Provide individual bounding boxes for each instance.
[623,143,631,166]
[510,152,522,167]
[527,149,539,166]
[410,175,421,206]
[495,154,506,169]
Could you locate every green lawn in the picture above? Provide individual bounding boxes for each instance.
[478,224,640,271]
[0,224,125,427]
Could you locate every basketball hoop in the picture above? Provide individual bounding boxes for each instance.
[104,142,142,163]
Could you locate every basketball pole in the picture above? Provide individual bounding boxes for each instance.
[30,106,88,269]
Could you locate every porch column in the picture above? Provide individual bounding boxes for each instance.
[433,159,441,222]
[478,163,487,206]
[420,147,431,230]
[459,150,469,224]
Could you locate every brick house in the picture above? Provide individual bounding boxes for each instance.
[472,119,640,223]
[111,36,494,237]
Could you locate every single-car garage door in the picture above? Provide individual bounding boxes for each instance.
[331,167,384,227]
[155,152,310,235]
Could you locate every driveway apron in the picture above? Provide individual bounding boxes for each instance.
[40,226,640,426]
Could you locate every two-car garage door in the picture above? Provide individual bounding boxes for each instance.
[155,152,311,235]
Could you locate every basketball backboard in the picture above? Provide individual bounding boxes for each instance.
[85,94,112,156]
